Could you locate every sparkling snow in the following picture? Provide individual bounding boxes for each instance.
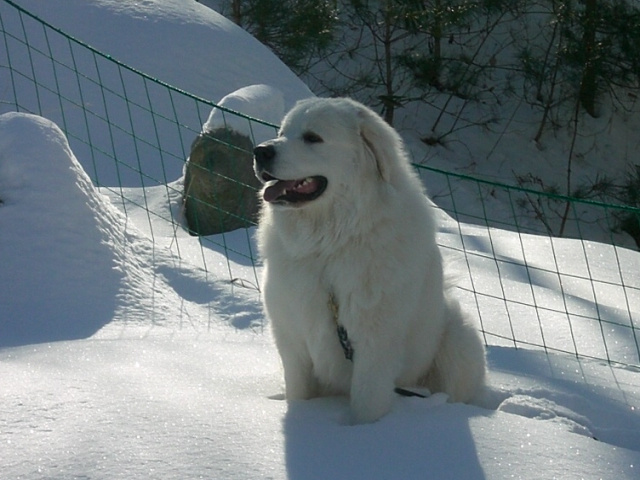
[1,1,639,479]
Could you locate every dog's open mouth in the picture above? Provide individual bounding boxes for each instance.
[260,173,328,205]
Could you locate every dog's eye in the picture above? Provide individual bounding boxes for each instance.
[303,132,323,144]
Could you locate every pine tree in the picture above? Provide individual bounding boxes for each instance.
[220,0,337,74]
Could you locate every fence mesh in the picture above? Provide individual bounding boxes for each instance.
[1,0,639,368]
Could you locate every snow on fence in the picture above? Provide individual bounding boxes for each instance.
[1,0,639,368]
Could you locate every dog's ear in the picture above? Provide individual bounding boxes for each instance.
[356,105,403,183]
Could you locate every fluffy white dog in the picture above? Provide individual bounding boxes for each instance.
[253,97,486,424]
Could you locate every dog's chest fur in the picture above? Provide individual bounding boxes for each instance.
[260,213,421,393]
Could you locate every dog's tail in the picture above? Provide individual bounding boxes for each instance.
[427,297,487,403]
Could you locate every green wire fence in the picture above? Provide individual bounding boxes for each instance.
[1,0,639,368]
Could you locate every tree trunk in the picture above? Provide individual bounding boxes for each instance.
[231,0,242,25]
[431,0,442,87]
[579,0,598,117]
[381,2,395,125]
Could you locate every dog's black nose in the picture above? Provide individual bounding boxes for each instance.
[253,144,276,170]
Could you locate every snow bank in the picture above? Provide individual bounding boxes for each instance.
[203,84,285,144]
[1,1,639,478]
[0,112,127,346]
[1,0,312,187]
[2,337,639,480]
[11,0,312,107]
[0,112,259,346]
[1,111,639,480]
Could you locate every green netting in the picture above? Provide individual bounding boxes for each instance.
[415,164,640,367]
[1,0,639,368]
[0,0,277,277]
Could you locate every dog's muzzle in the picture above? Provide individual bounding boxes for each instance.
[253,142,328,205]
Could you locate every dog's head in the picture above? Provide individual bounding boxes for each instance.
[253,97,405,209]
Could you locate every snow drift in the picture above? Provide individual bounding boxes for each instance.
[1,1,639,479]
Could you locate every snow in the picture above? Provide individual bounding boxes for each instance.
[8,0,312,108]
[202,84,285,145]
[1,0,311,187]
[1,1,640,479]
[0,112,129,346]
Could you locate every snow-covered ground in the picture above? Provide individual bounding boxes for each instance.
[1,1,640,478]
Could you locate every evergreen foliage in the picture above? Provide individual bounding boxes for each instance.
[214,0,640,247]
[219,0,337,72]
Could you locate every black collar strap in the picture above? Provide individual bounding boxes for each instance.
[329,293,354,361]
[328,293,427,399]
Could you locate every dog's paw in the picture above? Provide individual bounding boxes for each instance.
[349,399,393,425]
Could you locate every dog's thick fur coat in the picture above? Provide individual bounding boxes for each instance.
[254,98,486,424]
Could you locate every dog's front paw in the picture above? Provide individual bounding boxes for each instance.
[349,389,394,424]
[349,404,391,425]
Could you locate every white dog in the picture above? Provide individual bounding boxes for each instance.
[254,97,486,424]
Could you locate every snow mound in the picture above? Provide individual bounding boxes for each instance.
[203,84,286,144]
[11,0,312,107]
[0,113,256,346]
[0,113,127,346]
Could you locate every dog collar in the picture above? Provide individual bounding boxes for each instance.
[328,292,427,399]
[328,292,354,361]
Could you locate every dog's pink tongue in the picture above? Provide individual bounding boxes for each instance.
[263,180,297,203]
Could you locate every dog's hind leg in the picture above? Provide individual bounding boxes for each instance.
[426,298,487,403]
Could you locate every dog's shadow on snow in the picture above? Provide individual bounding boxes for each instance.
[281,394,487,480]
